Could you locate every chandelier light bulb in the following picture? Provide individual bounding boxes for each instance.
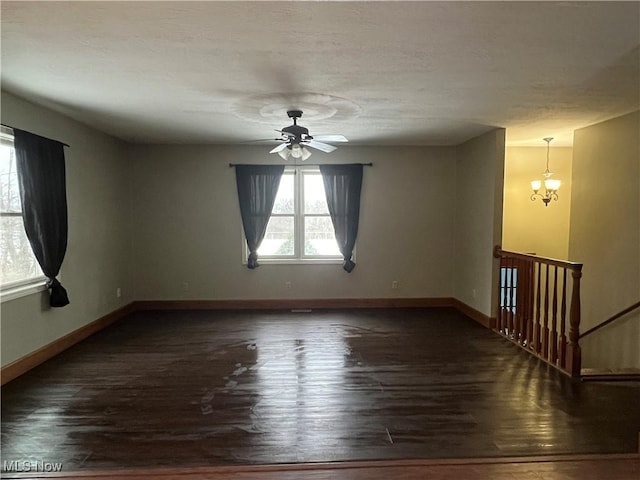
[545,178,561,192]
[531,180,542,192]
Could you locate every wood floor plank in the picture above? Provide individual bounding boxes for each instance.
[2,308,639,474]
[1,456,638,480]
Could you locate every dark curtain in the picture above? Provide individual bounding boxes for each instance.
[13,129,70,307]
[235,164,285,269]
[319,164,363,272]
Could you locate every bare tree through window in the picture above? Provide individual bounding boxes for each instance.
[254,168,341,259]
[0,127,44,288]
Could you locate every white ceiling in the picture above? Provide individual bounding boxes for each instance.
[1,1,639,147]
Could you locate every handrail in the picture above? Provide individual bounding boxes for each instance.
[493,246,582,271]
[579,300,640,339]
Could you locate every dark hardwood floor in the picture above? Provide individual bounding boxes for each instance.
[2,308,639,475]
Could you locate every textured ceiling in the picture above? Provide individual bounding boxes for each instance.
[1,1,639,147]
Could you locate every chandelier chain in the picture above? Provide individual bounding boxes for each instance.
[544,137,553,174]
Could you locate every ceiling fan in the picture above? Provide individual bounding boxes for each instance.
[269,110,348,161]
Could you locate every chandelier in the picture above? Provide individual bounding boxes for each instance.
[530,137,561,206]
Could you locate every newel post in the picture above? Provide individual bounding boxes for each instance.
[566,265,583,377]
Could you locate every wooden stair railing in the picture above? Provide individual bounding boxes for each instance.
[579,300,640,340]
[493,246,583,377]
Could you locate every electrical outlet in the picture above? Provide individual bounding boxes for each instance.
[116,287,122,298]
[285,281,292,289]
[182,282,189,292]
[472,289,477,299]
[391,280,399,289]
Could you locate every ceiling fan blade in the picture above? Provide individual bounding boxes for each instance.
[269,143,289,154]
[306,140,337,153]
[241,138,281,143]
[275,129,295,138]
[312,134,348,143]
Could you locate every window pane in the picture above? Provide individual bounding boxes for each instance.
[0,142,21,213]
[272,174,294,214]
[304,216,341,256]
[304,173,329,214]
[258,216,295,256]
[1,217,42,285]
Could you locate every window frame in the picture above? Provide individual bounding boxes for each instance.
[242,166,347,265]
[0,127,47,302]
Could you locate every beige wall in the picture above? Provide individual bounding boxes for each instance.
[129,145,457,301]
[502,146,573,260]
[0,92,133,367]
[569,111,639,369]
[0,94,507,368]
[454,129,506,317]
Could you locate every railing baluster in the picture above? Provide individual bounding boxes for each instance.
[513,258,521,341]
[525,259,534,348]
[508,257,515,337]
[496,258,503,333]
[542,263,550,359]
[559,268,567,368]
[534,261,542,353]
[518,258,526,346]
[551,265,559,364]
[517,258,525,344]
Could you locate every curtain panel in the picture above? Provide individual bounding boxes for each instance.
[235,164,285,269]
[13,129,70,307]
[319,164,363,272]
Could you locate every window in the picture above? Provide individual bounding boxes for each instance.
[249,167,343,262]
[0,126,46,294]
[500,266,518,314]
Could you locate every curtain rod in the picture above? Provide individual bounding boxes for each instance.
[1,124,70,148]
[229,162,373,168]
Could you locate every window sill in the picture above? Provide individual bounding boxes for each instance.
[244,258,345,266]
[1,279,48,303]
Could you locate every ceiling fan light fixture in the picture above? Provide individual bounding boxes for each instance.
[275,144,312,161]
[277,149,289,160]
[266,110,344,160]
[290,144,303,158]
[300,147,312,161]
